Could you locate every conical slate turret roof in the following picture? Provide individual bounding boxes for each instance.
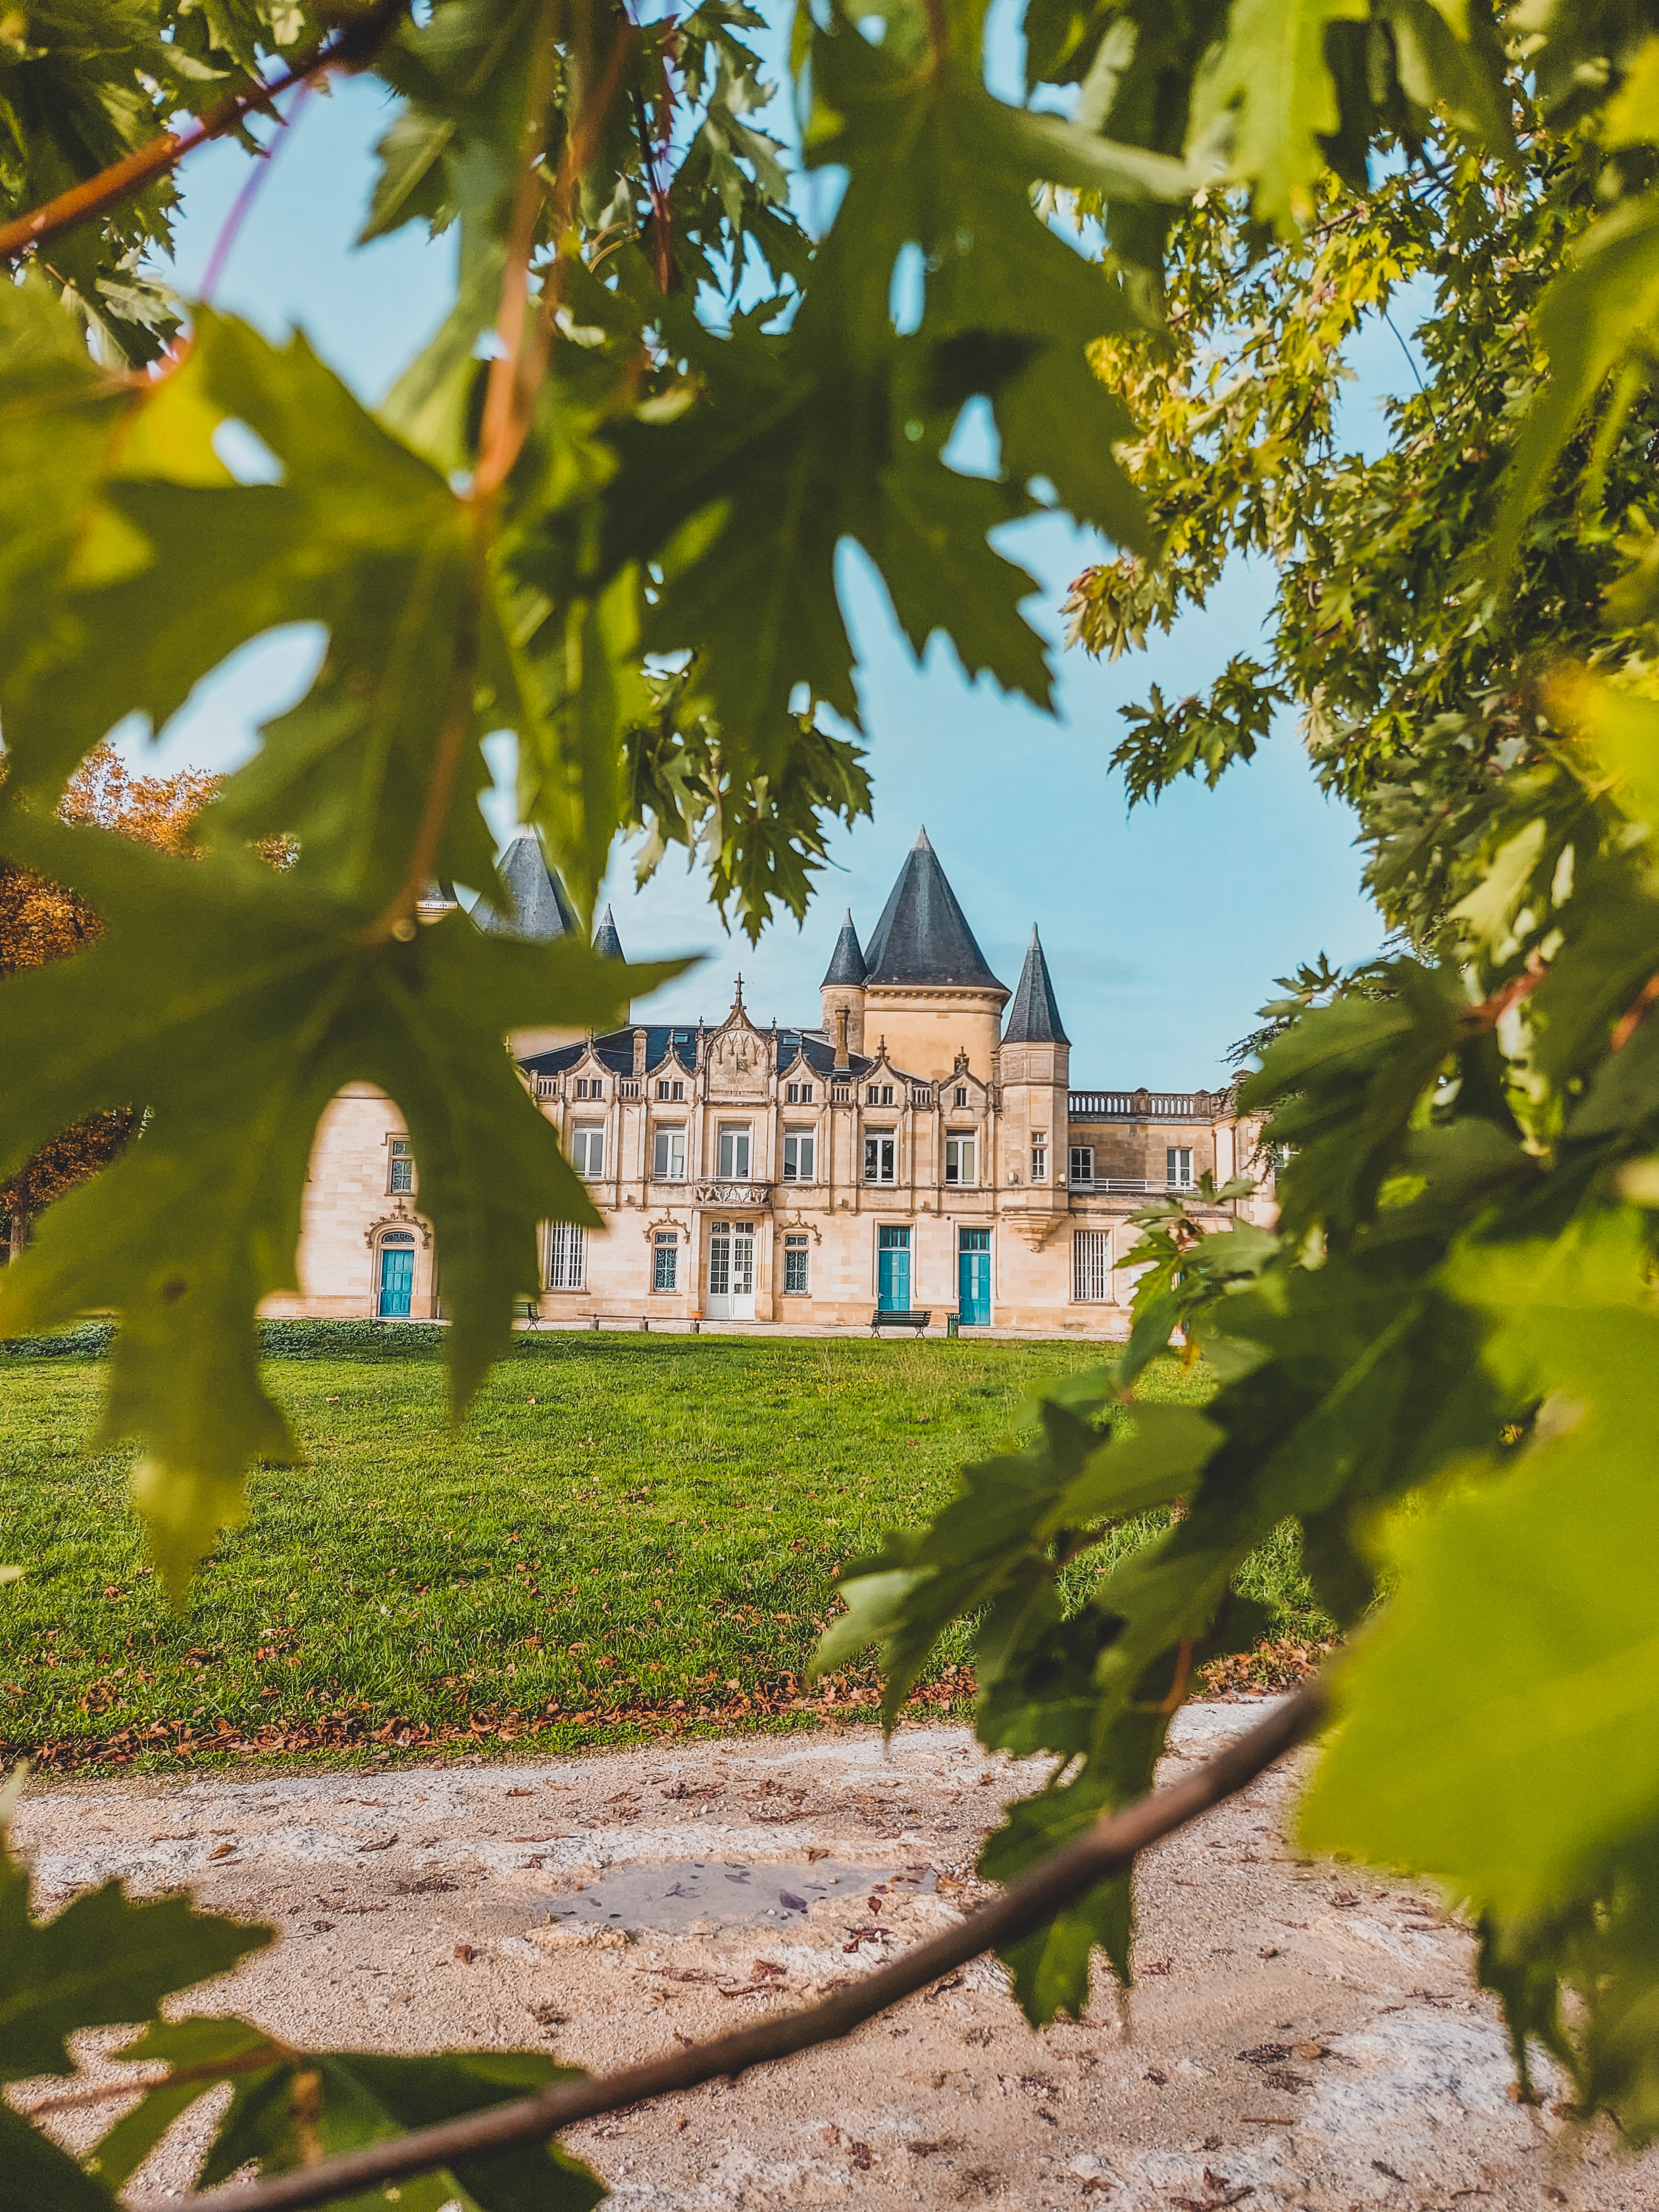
[820,909,867,987]
[1003,924,1069,1046]
[862,828,1005,992]
[474,830,578,942]
[593,904,626,962]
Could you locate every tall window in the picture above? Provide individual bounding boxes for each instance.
[652,1231,678,1293]
[784,1233,810,1295]
[717,1123,751,1179]
[571,1122,605,1178]
[786,1081,814,1105]
[388,1137,413,1194]
[954,1085,970,1107]
[944,1132,977,1186]
[1073,1229,1111,1302]
[652,1126,686,1180]
[864,1131,896,1183]
[547,1221,586,1291]
[782,1128,815,1182]
[1167,1146,1194,1188]
[1031,1133,1048,1183]
[655,1078,685,1101]
[866,1083,895,1107]
[575,1076,603,1101]
[1070,1145,1095,1186]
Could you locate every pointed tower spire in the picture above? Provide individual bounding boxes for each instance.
[593,904,625,962]
[1003,925,1069,1046]
[863,829,1002,989]
[820,909,867,987]
[474,829,578,941]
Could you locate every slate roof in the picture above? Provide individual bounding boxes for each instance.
[518,1026,882,1083]
[820,911,867,987]
[862,828,1006,993]
[1003,925,1069,1047]
[473,831,578,941]
[593,904,626,962]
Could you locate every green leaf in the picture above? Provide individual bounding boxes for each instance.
[0,277,131,731]
[0,2104,114,2212]
[1380,0,1516,156]
[0,1833,270,2082]
[1489,191,1659,585]
[1604,34,1659,147]
[92,2019,279,2191]
[1303,1217,1659,1915]
[5,311,502,907]
[101,2021,605,2211]
[1239,961,1468,1246]
[1187,0,1369,237]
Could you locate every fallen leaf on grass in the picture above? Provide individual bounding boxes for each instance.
[453,1942,475,1963]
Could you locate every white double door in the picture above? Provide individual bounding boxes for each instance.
[706,1218,756,1320]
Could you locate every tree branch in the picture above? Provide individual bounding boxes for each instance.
[369,5,634,939]
[0,0,410,266]
[124,1682,1326,2212]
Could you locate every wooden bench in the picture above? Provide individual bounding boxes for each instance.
[870,1308,931,1338]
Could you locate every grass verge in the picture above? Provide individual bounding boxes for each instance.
[0,1333,1331,1774]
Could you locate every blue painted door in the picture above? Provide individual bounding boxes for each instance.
[378,1243,414,1318]
[877,1225,911,1311]
[958,1229,990,1325]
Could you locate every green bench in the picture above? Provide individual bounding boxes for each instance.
[870,1308,931,1338]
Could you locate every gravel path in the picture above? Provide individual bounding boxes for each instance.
[10,1702,1650,2209]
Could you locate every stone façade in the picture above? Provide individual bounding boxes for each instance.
[268,830,1274,1335]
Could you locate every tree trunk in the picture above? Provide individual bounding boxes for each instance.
[7,1202,26,1263]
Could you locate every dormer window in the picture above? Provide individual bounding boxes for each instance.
[656,1078,685,1101]
[954,1085,970,1107]
[786,1081,814,1105]
[575,1076,603,1101]
[866,1083,895,1106]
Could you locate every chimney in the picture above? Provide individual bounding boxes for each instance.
[632,1029,646,1078]
[835,1006,850,1070]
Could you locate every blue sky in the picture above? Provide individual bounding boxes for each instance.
[142,63,1393,1090]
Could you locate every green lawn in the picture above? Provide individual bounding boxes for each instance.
[0,1330,1329,1773]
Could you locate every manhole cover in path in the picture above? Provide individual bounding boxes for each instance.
[537,1858,933,1935]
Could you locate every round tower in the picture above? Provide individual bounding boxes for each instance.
[820,910,868,1065]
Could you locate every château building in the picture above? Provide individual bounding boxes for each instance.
[275,830,1272,1336]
